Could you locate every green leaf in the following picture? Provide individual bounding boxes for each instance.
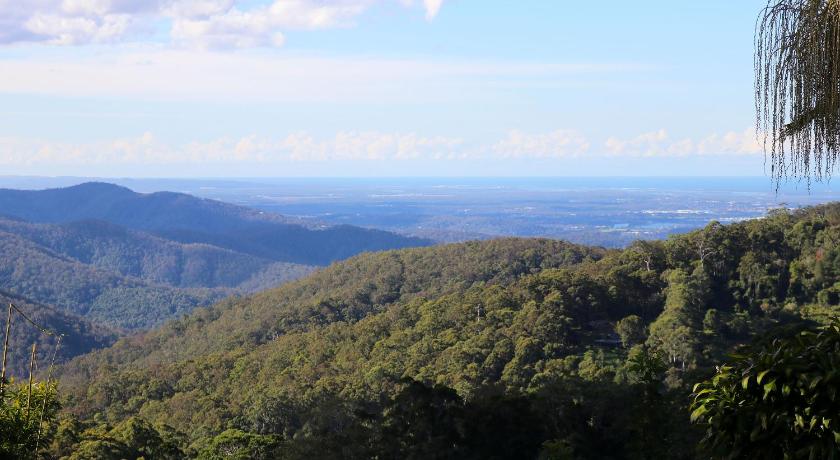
[763,380,777,399]
[690,405,708,423]
[757,370,770,384]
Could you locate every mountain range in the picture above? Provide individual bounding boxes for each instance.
[0,182,430,265]
[52,202,840,457]
[7,181,838,457]
[0,182,430,373]
[0,218,314,291]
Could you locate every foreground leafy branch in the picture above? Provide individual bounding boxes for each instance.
[0,379,60,458]
[691,322,840,459]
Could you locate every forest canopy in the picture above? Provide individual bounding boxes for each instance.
[47,203,840,459]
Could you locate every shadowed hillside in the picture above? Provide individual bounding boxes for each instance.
[0,291,116,379]
[55,204,840,457]
[0,218,315,292]
[0,182,427,330]
[0,230,225,330]
[0,182,431,265]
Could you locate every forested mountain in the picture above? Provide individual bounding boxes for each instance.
[52,204,840,458]
[0,230,224,330]
[0,182,425,331]
[0,182,300,230]
[0,218,314,291]
[0,291,116,379]
[0,182,430,265]
[60,238,600,377]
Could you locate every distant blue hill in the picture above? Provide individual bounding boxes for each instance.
[0,182,431,266]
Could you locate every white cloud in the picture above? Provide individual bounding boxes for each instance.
[169,0,378,48]
[0,128,765,166]
[604,128,762,157]
[492,129,590,159]
[423,0,444,19]
[0,131,465,165]
[604,129,669,157]
[0,49,640,104]
[24,12,133,45]
[0,0,447,47]
[270,131,468,161]
[695,129,763,156]
[163,0,235,18]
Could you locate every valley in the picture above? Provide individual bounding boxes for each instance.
[4,1,840,457]
[42,200,840,458]
[0,183,428,373]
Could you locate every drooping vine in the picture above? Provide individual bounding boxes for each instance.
[756,0,840,186]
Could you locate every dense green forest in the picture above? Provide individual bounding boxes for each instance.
[0,218,315,292]
[0,182,430,265]
[0,182,429,381]
[0,291,116,378]
[37,204,838,458]
[0,230,227,330]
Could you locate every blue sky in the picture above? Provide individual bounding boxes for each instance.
[0,0,775,177]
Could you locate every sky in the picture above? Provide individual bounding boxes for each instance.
[0,0,780,177]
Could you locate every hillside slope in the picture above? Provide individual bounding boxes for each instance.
[60,238,601,373]
[0,230,224,330]
[0,218,314,292]
[0,291,116,379]
[0,182,430,265]
[55,204,840,458]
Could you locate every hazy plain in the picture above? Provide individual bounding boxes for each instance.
[3,176,838,247]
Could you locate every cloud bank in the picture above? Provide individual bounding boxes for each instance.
[605,128,762,157]
[492,130,590,159]
[0,0,447,47]
[0,128,763,166]
[0,49,645,104]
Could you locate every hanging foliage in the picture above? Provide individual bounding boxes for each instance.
[756,0,840,185]
[690,323,840,458]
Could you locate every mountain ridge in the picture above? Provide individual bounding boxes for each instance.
[0,217,315,292]
[0,182,431,265]
[0,182,430,330]
[54,203,840,457]
[0,229,225,329]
